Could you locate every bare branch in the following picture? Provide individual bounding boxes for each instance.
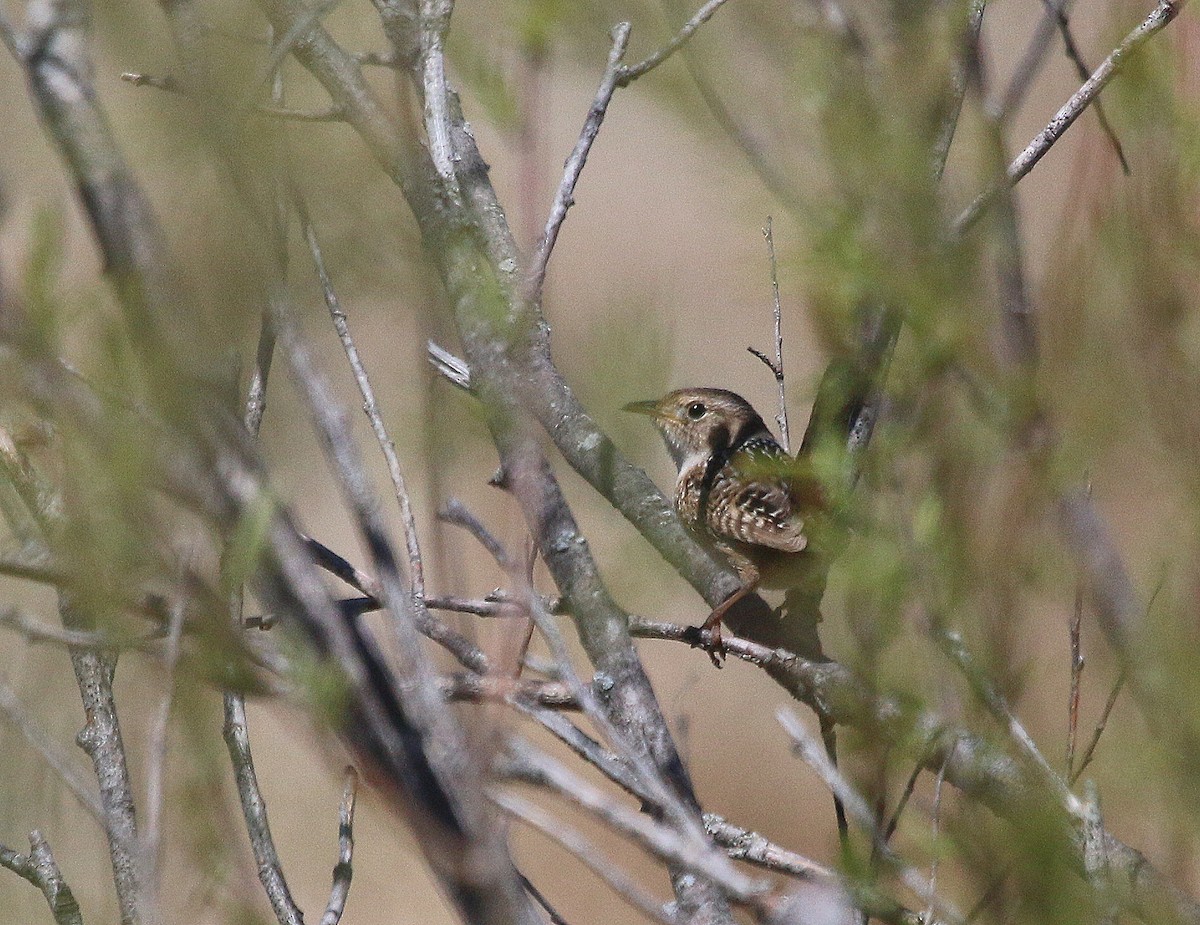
[777,710,962,925]
[222,691,303,925]
[929,0,987,179]
[319,767,358,925]
[747,218,790,452]
[703,814,831,881]
[615,0,736,86]
[142,601,186,914]
[271,286,540,925]
[122,71,347,122]
[440,674,579,709]
[629,620,1200,923]
[62,598,144,925]
[219,103,303,923]
[0,681,105,824]
[1040,0,1131,173]
[494,791,681,925]
[0,832,84,925]
[1070,672,1127,786]
[1067,548,1086,776]
[954,0,1185,233]
[525,23,630,302]
[295,199,485,673]
[499,742,773,910]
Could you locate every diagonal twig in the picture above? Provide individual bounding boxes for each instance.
[525,23,630,302]
[777,709,963,925]
[1040,0,1131,174]
[615,0,736,86]
[0,681,105,825]
[954,0,1185,234]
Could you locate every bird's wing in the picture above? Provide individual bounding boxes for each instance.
[706,442,808,552]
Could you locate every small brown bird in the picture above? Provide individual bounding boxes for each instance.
[624,387,825,660]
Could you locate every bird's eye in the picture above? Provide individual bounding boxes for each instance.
[686,402,706,420]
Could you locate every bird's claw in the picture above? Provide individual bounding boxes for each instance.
[683,622,726,668]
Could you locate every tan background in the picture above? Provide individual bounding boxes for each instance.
[0,1,1193,923]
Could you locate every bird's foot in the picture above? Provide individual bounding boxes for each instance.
[682,620,726,668]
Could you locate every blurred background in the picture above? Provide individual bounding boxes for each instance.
[2,0,1200,922]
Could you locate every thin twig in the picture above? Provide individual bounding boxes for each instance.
[440,499,711,842]
[0,681,105,824]
[926,747,953,925]
[1070,671,1127,786]
[517,873,571,925]
[120,71,182,92]
[305,536,383,599]
[354,49,401,67]
[703,813,832,880]
[500,741,772,908]
[270,273,541,925]
[63,602,144,925]
[319,767,358,925]
[297,197,446,649]
[932,0,987,179]
[223,691,303,925]
[1040,0,1131,173]
[220,61,305,921]
[615,0,735,86]
[1067,545,1086,776]
[123,71,346,123]
[0,607,138,651]
[777,709,963,925]
[525,23,630,302]
[954,0,1185,234]
[259,103,348,122]
[440,673,579,709]
[932,628,1080,813]
[883,760,926,844]
[257,0,344,96]
[142,600,187,914]
[494,791,680,925]
[993,2,1062,119]
[747,217,790,452]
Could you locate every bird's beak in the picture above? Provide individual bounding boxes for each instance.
[621,399,661,418]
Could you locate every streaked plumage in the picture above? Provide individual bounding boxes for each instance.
[624,387,823,658]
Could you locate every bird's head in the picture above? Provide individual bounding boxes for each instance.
[622,387,770,470]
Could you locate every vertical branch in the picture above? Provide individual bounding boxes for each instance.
[218,28,304,923]
[61,599,143,925]
[748,218,790,453]
[418,0,460,189]
[142,600,186,917]
[925,749,952,925]
[319,767,358,925]
[1066,558,1085,775]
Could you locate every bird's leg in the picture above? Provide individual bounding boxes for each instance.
[697,577,758,668]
